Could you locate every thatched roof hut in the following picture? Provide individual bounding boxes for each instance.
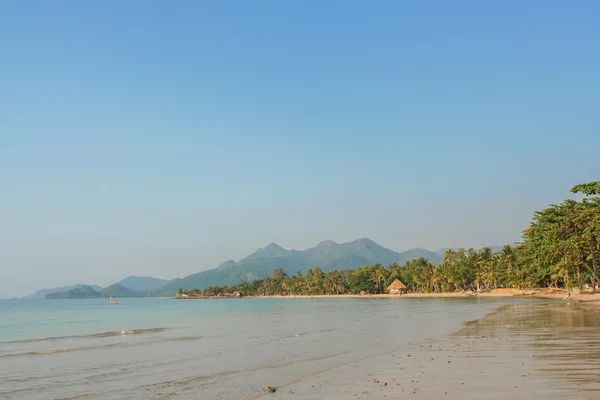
[388,279,407,294]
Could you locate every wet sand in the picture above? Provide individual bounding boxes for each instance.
[252,301,600,399]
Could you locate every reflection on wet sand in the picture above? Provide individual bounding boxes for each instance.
[455,302,600,395]
[273,301,600,400]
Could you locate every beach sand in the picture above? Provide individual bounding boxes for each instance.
[250,301,600,400]
[249,288,600,302]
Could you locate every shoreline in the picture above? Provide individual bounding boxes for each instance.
[174,288,600,303]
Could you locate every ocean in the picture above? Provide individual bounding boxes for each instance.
[0,297,588,399]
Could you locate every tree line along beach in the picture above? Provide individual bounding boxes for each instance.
[174,182,600,302]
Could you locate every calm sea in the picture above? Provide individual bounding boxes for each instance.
[0,297,537,399]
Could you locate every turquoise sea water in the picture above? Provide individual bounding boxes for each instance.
[0,297,539,399]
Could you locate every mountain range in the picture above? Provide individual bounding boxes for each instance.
[160,238,443,293]
[25,239,503,298]
[115,276,172,291]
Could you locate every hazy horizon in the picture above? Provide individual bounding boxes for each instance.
[8,238,509,298]
[2,1,599,298]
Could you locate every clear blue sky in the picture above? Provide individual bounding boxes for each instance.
[1,1,599,298]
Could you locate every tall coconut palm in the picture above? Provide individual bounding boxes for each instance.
[416,262,435,292]
[371,264,388,294]
[258,280,271,296]
[433,264,450,292]
[281,276,292,295]
[502,245,514,271]
[323,272,335,295]
[305,266,325,295]
[443,249,457,265]
[486,254,500,289]
[473,247,492,291]
[479,247,492,262]
[324,270,347,295]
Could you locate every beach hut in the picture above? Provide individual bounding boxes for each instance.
[387,279,407,295]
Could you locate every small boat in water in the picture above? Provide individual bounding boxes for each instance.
[109,297,118,305]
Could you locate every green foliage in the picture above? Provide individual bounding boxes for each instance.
[347,265,376,294]
[371,264,388,294]
[521,185,600,289]
[305,266,326,294]
[571,181,600,196]
[324,270,349,294]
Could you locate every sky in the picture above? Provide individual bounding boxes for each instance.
[1,1,599,298]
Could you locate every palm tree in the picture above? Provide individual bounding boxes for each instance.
[371,264,388,294]
[484,255,500,289]
[416,263,435,292]
[290,273,306,295]
[473,247,492,291]
[432,265,450,292]
[281,276,292,295]
[258,280,271,296]
[305,266,325,295]
[479,247,492,261]
[387,263,402,285]
[235,282,251,296]
[324,270,348,295]
[323,272,335,295]
[502,245,514,271]
[443,249,457,265]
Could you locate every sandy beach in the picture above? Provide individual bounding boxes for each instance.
[175,288,600,399]
[249,300,600,400]
[243,288,600,303]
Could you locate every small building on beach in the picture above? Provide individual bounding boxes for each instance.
[387,279,407,295]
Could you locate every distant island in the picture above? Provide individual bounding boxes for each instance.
[25,284,104,299]
[46,285,106,299]
[41,277,171,299]
[46,284,142,299]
